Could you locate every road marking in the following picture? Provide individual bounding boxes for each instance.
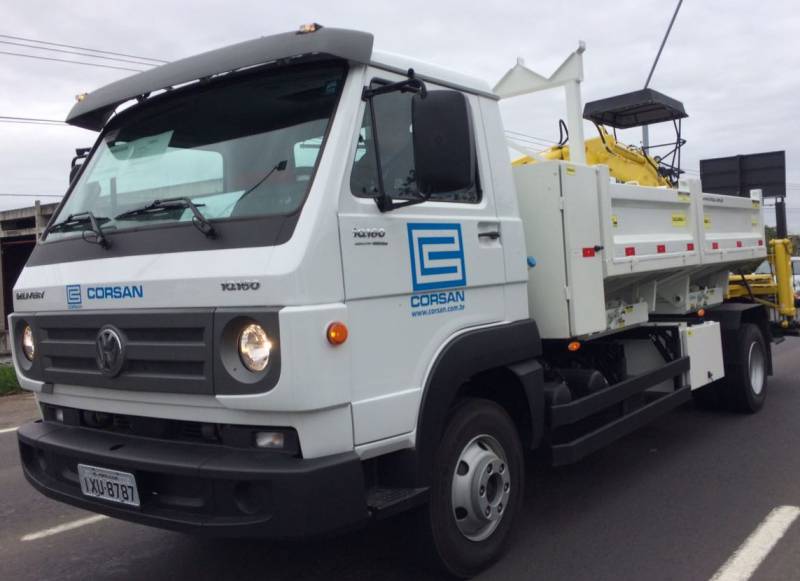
[21,514,108,541]
[710,505,800,581]
[0,426,18,434]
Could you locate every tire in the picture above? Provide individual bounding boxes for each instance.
[422,398,524,578]
[723,323,768,413]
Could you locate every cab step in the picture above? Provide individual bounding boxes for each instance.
[367,486,429,519]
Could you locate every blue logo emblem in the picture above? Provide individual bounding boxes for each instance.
[66,284,82,309]
[407,223,467,292]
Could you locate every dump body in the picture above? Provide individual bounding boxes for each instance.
[515,160,766,338]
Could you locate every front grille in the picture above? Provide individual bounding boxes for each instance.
[35,310,214,394]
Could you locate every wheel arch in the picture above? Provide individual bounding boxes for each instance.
[413,319,544,486]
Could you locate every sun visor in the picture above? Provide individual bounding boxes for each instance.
[66,27,373,130]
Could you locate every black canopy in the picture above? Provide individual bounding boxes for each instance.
[583,88,687,129]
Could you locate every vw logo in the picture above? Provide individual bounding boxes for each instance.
[95,325,125,377]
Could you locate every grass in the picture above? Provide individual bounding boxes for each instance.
[0,364,21,396]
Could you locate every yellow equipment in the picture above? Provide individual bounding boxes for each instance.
[727,238,797,328]
[512,126,671,188]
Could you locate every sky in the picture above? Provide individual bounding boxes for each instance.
[2,0,800,228]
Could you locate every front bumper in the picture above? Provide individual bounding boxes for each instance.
[18,420,368,538]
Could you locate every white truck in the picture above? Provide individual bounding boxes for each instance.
[13,26,773,577]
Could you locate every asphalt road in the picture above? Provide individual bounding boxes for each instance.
[2,339,800,581]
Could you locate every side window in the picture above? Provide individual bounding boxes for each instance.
[350,82,480,203]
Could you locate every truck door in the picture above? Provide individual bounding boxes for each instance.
[338,70,506,447]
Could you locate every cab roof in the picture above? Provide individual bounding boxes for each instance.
[66,26,495,131]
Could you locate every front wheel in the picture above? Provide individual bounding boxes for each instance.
[424,398,524,578]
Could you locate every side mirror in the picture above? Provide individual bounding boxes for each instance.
[70,147,91,184]
[411,91,475,195]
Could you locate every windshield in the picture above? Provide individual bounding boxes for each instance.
[47,61,346,241]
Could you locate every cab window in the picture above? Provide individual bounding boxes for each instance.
[350,83,480,203]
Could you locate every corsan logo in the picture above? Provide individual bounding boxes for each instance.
[407,223,467,318]
[66,284,82,309]
[87,285,144,300]
[407,223,467,292]
[66,284,144,308]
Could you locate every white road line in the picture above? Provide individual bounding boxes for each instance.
[0,426,18,434]
[21,514,108,542]
[710,505,800,581]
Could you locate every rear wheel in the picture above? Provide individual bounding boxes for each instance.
[423,398,524,578]
[724,323,768,413]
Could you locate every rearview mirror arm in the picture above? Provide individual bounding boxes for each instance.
[361,68,428,101]
[362,69,429,212]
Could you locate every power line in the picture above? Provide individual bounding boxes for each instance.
[0,39,159,67]
[0,33,167,64]
[0,193,63,198]
[0,120,65,126]
[0,49,146,72]
[0,115,65,126]
[504,129,557,146]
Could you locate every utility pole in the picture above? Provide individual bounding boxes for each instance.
[642,0,684,150]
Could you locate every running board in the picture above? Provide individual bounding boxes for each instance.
[367,487,429,519]
[551,386,692,466]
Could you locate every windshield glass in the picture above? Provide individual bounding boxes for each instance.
[48,61,346,241]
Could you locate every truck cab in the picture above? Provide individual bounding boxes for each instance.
[13,26,773,578]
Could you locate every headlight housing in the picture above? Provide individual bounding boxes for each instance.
[238,323,271,372]
[21,324,35,361]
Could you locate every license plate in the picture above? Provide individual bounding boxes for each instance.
[78,464,140,507]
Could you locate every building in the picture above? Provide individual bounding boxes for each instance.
[0,201,58,353]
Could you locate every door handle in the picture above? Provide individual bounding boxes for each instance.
[478,231,501,240]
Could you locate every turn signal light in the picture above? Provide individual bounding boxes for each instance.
[697,309,706,317]
[327,322,348,345]
[567,341,581,352]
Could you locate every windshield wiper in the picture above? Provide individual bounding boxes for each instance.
[44,211,111,249]
[115,197,216,238]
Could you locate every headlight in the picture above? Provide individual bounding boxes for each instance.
[21,324,35,361]
[238,323,271,372]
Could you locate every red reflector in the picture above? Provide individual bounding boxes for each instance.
[625,247,636,256]
[758,239,764,246]
[582,247,596,257]
[687,243,695,251]
[657,244,666,254]
[736,240,743,248]
[712,242,719,250]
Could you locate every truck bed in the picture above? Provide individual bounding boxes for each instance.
[514,160,766,339]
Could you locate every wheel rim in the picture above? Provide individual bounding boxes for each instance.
[451,434,511,542]
[748,340,766,395]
